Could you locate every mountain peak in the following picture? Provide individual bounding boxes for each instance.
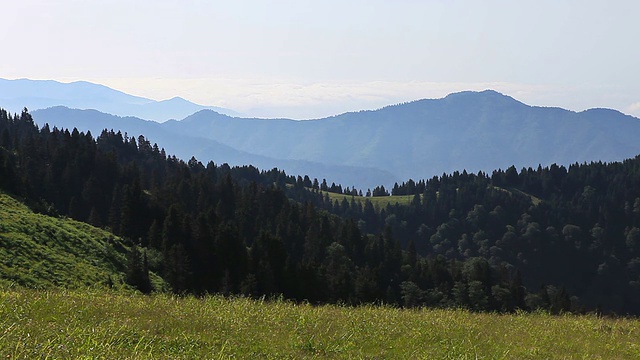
[440,89,525,109]
[158,96,189,104]
[445,89,513,100]
[182,109,229,122]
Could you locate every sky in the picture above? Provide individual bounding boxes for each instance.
[1,0,639,119]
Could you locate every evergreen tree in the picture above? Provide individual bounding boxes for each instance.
[126,245,151,293]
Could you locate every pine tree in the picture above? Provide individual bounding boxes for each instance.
[126,245,151,293]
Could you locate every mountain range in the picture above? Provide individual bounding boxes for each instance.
[0,78,237,122]
[30,106,398,189]
[29,89,640,189]
[164,90,640,182]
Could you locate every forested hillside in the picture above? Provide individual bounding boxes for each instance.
[293,159,640,314]
[3,107,640,314]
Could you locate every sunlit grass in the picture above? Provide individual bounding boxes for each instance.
[0,193,131,289]
[1,288,639,359]
[322,186,541,210]
[321,190,418,209]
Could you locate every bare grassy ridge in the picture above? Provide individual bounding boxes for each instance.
[322,186,540,211]
[2,288,639,359]
[322,191,417,208]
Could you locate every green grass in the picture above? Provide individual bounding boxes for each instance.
[322,190,418,209]
[1,288,640,359]
[321,185,540,211]
[0,192,131,289]
[508,187,542,206]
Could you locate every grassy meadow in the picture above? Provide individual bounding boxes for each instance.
[322,190,418,209]
[320,186,539,210]
[1,287,640,359]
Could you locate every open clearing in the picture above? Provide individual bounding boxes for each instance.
[322,191,418,209]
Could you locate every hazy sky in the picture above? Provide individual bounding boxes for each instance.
[2,0,639,119]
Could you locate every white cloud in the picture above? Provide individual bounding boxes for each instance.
[627,103,640,118]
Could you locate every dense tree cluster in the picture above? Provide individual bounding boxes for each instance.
[2,108,640,314]
[294,161,640,314]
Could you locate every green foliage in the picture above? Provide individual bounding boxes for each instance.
[294,160,640,314]
[2,288,640,359]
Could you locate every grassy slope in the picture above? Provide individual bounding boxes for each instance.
[0,193,130,288]
[322,190,417,208]
[1,288,639,359]
[509,187,542,206]
[322,185,539,210]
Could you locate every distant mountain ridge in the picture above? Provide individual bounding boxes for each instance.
[0,78,238,122]
[164,90,640,183]
[28,89,640,189]
[31,106,398,189]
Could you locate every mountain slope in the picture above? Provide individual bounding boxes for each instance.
[0,193,129,288]
[165,90,640,183]
[31,106,398,189]
[0,78,237,121]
